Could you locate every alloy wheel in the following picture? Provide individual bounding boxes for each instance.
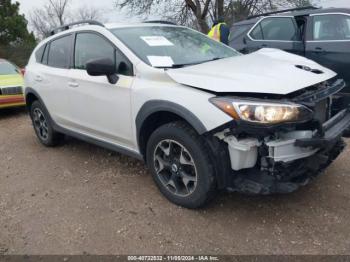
[33,108,49,141]
[153,139,197,197]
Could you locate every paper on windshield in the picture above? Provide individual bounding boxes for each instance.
[147,56,174,67]
[141,36,174,46]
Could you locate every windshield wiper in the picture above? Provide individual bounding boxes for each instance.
[166,57,223,69]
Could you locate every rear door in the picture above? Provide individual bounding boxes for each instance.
[33,34,73,125]
[245,16,304,55]
[305,13,350,93]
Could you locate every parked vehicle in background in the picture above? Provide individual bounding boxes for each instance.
[230,7,350,95]
[0,59,25,109]
[25,20,350,208]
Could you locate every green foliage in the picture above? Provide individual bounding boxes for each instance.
[0,0,36,66]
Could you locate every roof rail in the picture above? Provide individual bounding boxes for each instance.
[143,20,177,25]
[247,6,319,20]
[50,20,105,36]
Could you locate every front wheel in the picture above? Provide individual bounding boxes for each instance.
[146,121,217,209]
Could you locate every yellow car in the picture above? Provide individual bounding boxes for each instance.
[0,59,25,109]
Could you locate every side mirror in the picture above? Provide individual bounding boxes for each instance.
[86,58,119,84]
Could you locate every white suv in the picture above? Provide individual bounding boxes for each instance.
[25,20,350,208]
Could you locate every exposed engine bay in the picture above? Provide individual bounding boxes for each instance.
[210,78,350,194]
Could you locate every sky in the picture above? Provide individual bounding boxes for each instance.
[15,0,143,23]
[14,0,350,24]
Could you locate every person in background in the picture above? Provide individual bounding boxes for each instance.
[207,17,230,45]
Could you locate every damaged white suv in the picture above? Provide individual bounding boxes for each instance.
[25,21,350,208]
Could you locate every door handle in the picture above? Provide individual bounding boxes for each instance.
[313,47,326,54]
[68,82,79,88]
[261,44,268,48]
[35,75,43,82]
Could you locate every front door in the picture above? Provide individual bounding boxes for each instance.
[68,32,135,149]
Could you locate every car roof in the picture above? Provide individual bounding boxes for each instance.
[234,7,350,26]
[44,22,182,42]
[279,7,350,16]
[105,22,180,29]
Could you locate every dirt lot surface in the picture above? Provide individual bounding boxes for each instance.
[1,108,350,255]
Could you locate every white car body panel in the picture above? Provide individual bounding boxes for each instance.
[65,69,135,150]
[131,64,232,140]
[166,48,337,95]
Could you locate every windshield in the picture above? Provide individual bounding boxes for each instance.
[111,26,240,68]
[0,61,18,75]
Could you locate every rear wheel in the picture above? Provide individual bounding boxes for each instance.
[30,100,64,146]
[146,121,217,208]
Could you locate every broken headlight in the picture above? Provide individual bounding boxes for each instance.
[210,97,313,125]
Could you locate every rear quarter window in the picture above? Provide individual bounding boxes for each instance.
[230,24,253,41]
[35,44,46,62]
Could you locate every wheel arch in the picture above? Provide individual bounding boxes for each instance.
[136,100,208,160]
[25,87,42,111]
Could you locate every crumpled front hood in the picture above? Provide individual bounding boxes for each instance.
[165,48,337,95]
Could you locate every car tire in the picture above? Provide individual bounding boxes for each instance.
[29,100,64,147]
[146,121,217,209]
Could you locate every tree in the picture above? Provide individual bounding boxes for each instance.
[29,0,71,39]
[115,0,318,33]
[77,6,103,21]
[0,0,36,66]
[0,0,35,46]
[29,0,103,39]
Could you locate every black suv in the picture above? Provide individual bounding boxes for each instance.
[230,7,350,94]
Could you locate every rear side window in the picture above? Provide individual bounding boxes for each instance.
[250,17,299,41]
[48,35,72,68]
[74,33,115,70]
[313,14,350,40]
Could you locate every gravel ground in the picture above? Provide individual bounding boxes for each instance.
[1,108,350,255]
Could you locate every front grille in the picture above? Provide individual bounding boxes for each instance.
[0,86,23,95]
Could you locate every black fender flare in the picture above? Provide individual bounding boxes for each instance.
[136,100,207,135]
[25,87,44,109]
[135,100,208,146]
[24,87,57,127]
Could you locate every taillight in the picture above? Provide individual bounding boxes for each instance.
[20,68,26,76]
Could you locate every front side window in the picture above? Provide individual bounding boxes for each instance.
[48,35,71,68]
[74,33,115,70]
[111,26,239,68]
[250,17,299,41]
[0,61,18,75]
[313,14,350,40]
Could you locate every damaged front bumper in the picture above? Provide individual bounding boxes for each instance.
[212,81,350,195]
